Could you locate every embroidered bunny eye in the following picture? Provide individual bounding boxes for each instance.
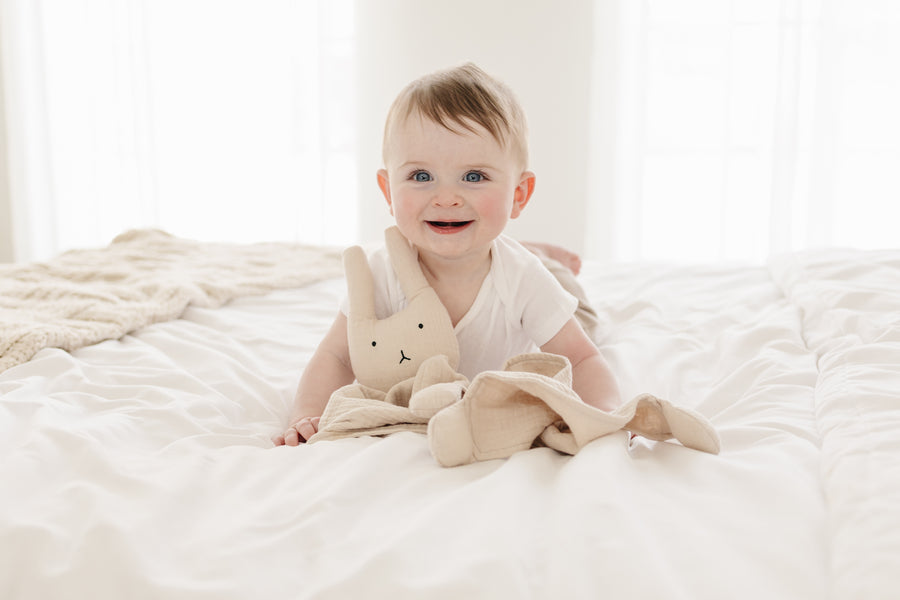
[371,341,376,347]
[418,323,424,329]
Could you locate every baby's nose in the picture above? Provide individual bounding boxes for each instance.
[432,187,463,207]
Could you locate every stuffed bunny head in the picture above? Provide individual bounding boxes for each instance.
[344,226,460,393]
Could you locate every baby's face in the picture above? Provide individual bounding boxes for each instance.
[379,114,531,266]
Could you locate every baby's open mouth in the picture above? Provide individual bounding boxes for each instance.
[427,220,473,230]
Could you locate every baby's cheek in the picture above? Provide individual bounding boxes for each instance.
[482,196,516,222]
[390,196,422,222]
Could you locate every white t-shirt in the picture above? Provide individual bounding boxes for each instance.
[340,235,578,380]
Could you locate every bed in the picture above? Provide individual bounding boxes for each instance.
[1,230,898,599]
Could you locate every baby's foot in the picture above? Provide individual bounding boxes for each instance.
[522,242,582,276]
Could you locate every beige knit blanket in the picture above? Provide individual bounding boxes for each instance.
[0,229,343,373]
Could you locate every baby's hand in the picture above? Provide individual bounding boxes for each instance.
[272,416,320,446]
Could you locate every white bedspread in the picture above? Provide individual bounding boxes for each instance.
[1,248,898,599]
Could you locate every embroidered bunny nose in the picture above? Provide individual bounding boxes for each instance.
[399,350,412,364]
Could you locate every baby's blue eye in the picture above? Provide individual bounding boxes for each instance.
[464,171,484,183]
[413,171,432,182]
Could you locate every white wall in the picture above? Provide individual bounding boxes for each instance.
[0,38,13,263]
[353,0,598,254]
[0,138,11,263]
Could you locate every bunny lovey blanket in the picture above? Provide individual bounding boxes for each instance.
[307,227,720,466]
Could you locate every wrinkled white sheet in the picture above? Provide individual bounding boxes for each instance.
[1,249,898,599]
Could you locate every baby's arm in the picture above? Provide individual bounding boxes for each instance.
[541,318,621,412]
[273,312,355,446]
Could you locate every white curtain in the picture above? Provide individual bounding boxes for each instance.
[600,0,900,262]
[1,0,355,262]
[2,0,898,263]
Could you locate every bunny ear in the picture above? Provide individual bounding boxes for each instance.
[343,245,376,320]
[385,226,430,301]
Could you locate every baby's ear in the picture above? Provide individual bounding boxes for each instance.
[377,169,393,215]
[511,171,536,219]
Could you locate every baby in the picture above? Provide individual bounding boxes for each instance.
[274,63,620,446]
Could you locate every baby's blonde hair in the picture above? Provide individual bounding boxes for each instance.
[382,63,528,169]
